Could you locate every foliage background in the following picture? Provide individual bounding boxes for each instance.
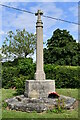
[1,29,80,94]
[2,58,80,94]
[44,29,79,66]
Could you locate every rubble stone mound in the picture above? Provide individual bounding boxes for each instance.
[5,95,76,113]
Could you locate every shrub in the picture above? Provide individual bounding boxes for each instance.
[2,58,35,89]
[44,65,80,88]
[17,58,35,79]
[2,58,80,95]
[2,67,19,88]
[14,75,28,95]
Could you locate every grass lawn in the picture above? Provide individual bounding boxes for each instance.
[1,88,79,119]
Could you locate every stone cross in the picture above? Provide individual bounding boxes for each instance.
[35,10,45,80]
[24,10,55,98]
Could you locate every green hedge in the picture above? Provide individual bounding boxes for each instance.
[2,58,35,90]
[44,65,80,88]
[2,58,80,94]
[2,66,19,88]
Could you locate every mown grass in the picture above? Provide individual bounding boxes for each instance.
[2,88,79,119]
[2,109,78,119]
[56,88,79,100]
[2,88,17,101]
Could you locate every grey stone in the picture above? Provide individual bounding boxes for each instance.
[24,9,55,100]
[24,80,55,98]
[35,10,45,80]
[5,94,77,112]
[57,95,76,109]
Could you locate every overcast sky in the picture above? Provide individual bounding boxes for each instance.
[0,0,79,60]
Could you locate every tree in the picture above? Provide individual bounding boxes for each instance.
[44,28,79,65]
[0,54,2,61]
[1,29,36,59]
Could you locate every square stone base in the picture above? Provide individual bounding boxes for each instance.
[24,80,55,98]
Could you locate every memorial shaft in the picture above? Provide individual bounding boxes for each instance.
[35,10,45,80]
[24,10,55,98]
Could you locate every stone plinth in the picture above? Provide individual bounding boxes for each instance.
[5,95,77,113]
[24,80,55,98]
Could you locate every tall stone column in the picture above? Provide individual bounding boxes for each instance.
[24,10,55,98]
[35,10,45,80]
